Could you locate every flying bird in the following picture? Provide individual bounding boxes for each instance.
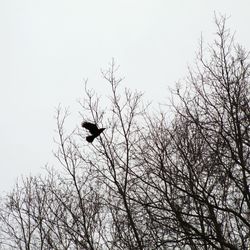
[81,122,105,143]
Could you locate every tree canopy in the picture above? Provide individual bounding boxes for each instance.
[0,16,249,250]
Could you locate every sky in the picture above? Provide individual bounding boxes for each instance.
[0,0,249,193]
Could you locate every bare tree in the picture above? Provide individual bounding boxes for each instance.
[0,16,249,250]
[132,15,250,249]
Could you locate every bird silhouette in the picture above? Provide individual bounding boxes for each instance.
[81,122,105,143]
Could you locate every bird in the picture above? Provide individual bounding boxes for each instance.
[81,122,105,143]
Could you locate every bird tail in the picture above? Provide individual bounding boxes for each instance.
[86,135,95,143]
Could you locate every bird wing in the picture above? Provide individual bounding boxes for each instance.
[81,122,99,134]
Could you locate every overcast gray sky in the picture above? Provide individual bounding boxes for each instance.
[0,0,249,192]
